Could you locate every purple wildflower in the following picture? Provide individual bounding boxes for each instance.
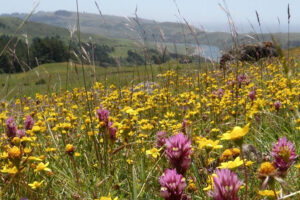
[274,101,281,111]
[211,169,242,200]
[271,137,297,175]
[159,169,187,200]
[165,132,192,174]
[237,74,250,85]
[24,115,34,130]
[249,91,255,101]
[5,117,17,138]
[156,131,167,148]
[181,120,188,134]
[217,89,224,98]
[108,122,117,141]
[97,105,110,126]
[17,129,26,138]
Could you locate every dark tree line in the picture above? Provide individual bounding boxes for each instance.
[126,49,173,66]
[125,49,204,66]
[0,35,117,73]
[0,35,28,73]
[0,34,199,74]
[31,37,68,65]
[79,42,116,67]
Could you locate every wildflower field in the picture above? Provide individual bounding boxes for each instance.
[0,58,300,199]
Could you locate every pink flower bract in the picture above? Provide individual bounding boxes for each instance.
[156,131,167,148]
[24,115,34,130]
[271,137,297,174]
[211,169,242,200]
[5,117,17,138]
[97,105,110,126]
[165,132,191,174]
[159,168,186,200]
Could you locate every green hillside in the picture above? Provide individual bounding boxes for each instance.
[5,10,300,50]
[0,16,139,58]
[0,16,128,45]
[284,46,300,60]
[0,16,191,58]
[4,11,233,49]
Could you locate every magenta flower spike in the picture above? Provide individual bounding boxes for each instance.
[217,89,224,98]
[182,120,188,134]
[271,137,297,175]
[165,132,192,174]
[108,121,117,140]
[156,131,167,148]
[97,105,110,126]
[211,169,242,200]
[18,129,26,138]
[24,115,34,130]
[159,169,187,200]
[249,91,255,101]
[237,74,250,85]
[5,117,18,138]
[274,101,281,111]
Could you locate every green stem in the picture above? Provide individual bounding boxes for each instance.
[240,146,248,200]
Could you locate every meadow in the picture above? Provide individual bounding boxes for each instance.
[0,53,299,199]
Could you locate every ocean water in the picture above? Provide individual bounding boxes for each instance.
[191,44,221,61]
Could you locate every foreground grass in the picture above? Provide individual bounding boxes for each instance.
[0,58,299,199]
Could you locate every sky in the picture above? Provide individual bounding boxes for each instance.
[1,0,300,32]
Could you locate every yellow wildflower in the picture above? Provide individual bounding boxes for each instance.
[146,147,160,158]
[295,163,300,169]
[95,195,118,200]
[65,144,75,154]
[258,190,280,198]
[126,159,133,164]
[32,125,41,133]
[8,146,22,159]
[258,162,276,177]
[1,166,18,174]
[34,162,51,172]
[203,174,217,191]
[28,180,44,189]
[11,137,20,144]
[24,147,32,154]
[28,156,42,161]
[196,137,222,150]
[0,152,8,159]
[221,123,250,142]
[218,157,244,169]
[75,152,81,157]
[45,147,57,152]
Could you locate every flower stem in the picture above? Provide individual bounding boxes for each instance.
[240,146,248,200]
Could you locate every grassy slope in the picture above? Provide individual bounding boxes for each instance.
[0,16,189,58]
[0,61,205,99]
[0,16,139,58]
[285,46,300,60]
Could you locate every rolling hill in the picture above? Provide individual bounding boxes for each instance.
[0,16,195,58]
[3,10,300,51]
[0,16,130,46]
[3,11,234,49]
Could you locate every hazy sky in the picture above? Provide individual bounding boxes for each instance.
[1,0,299,32]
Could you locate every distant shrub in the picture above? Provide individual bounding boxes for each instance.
[35,78,46,85]
[54,10,72,17]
